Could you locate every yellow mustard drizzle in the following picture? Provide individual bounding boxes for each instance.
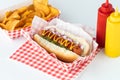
[41,30,76,50]
[58,38,64,45]
[49,34,55,39]
[69,42,76,50]
[64,40,71,47]
[41,30,49,36]
[53,35,60,42]
[47,31,52,38]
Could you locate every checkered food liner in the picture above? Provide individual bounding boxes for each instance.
[2,27,31,39]
[10,17,99,80]
[25,16,99,70]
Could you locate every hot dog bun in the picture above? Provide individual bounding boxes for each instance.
[33,26,90,62]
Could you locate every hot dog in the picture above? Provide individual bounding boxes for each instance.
[33,26,90,62]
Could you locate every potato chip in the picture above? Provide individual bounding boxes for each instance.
[8,12,20,20]
[6,19,20,30]
[16,6,28,14]
[14,27,23,30]
[25,18,32,23]
[2,11,13,24]
[0,23,7,29]
[28,4,35,11]
[2,18,8,24]
[33,0,48,5]
[23,22,31,28]
[15,18,26,28]
[44,6,59,20]
[15,22,30,30]
[35,10,45,18]
[27,12,35,18]
[5,11,13,18]
[34,2,50,16]
[21,10,33,18]
[15,22,31,30]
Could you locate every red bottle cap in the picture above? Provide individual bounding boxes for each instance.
[99,0,114,14]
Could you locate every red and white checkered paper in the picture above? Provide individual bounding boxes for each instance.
[10,26,100,80]
[3,26,31,39]
[10,40,100,80]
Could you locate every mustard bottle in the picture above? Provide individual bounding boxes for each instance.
[105,7,120,57]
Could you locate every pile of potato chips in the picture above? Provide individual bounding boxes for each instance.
[33,0,60,20]
[0,0,59,31]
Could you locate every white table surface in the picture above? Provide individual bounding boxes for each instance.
[0,0,120,80]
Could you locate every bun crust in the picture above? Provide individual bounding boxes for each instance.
[34,34,79,62]
[33,26,90,62]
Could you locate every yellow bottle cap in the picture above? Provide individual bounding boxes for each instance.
[109,7,120,22]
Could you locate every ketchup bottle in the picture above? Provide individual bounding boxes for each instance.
[105,7,120,57]
[96,0,114,48]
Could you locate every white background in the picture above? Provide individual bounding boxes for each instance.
[0,0,120,80]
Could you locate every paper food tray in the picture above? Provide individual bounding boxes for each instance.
[31,16,98,69]
[0,0,32,39]
[10,16,99,80]
[0,0,60,39]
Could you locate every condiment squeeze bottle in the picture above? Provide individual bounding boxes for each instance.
[105,7,120,57]
[96,0,114,47]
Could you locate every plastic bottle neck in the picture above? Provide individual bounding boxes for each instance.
[99,3,114,14]
[109,8,120,22]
